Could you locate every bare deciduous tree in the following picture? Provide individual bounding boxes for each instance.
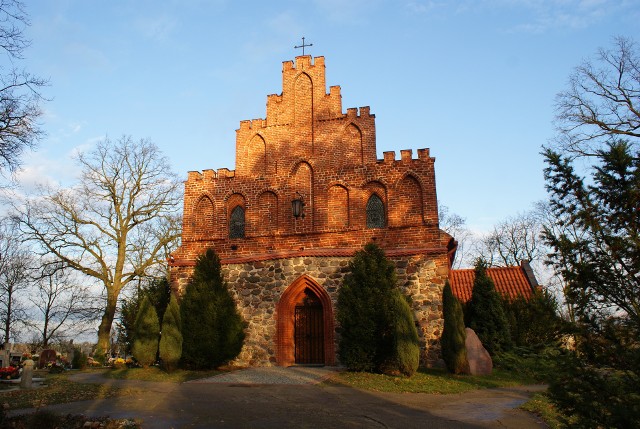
[0,217,29,345]
[471,209,545,276]
[16,136,182,354]
[554,36,639,157]
[438,204,472,269]
[29,261,98,348]
[0,0,47,174]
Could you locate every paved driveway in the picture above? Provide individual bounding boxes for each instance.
[10,368,547,428]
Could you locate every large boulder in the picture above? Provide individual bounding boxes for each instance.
[464,328,492,376]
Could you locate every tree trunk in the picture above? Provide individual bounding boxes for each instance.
[97,292,118,356]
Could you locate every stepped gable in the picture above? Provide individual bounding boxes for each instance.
[170,55,450,368]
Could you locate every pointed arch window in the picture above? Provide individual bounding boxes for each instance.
[229,206,245,238]
[366,194,385,229]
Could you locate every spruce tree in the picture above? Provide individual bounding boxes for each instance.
[441,280,469,374]
[337,243,420,375]
[132,295,160,367]
[159,294,182,372]
[466,259,512,355]
[181,248,245,369]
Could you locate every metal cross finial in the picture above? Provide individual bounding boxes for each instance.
[294,37,313,55]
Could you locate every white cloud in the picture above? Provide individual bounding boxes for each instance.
[13,136,103,195]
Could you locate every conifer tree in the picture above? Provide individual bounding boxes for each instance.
[337,243,420,375]
[441,280,469,374]
[159,294,182,371]
[181,248,245,369]
[390,293,420,376]
[132,295,160,367]
[466,259,512,355]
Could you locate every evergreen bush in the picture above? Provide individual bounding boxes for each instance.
[337,243,420,375]
[159,294,182,372]
[502,289,566,348]
[132,295,160,367]
[466,259,512,355]
[389,292,420,376]
[181,248,245,369]
[116,276,171,355]
[71,347,88,370]
[441,281,469,374]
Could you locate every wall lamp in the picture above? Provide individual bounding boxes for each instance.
[291,192,305,219]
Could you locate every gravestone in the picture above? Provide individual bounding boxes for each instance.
[464,328,492,376]
[19,358,34,389]
[38,349,57,368]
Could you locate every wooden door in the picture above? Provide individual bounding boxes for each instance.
[294,300,324,365]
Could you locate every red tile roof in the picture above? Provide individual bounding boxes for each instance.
[449,266,536,303]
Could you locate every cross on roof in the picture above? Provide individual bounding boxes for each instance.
[294,37,313,56]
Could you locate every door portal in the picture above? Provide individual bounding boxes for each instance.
[294,289,324,364]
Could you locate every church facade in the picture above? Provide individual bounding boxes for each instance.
[170,55,454,367]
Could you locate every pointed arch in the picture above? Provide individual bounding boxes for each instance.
[246,134,267,177]
[256,190,278,235]
[366,194,386,229]
[227,193,246,239]
[192,195,215,238]
[363,181,387,229]
[396,173,424,226]
[294,72,313,130]
[339,123,363,165]
[327,184,349,229]
[290,161,314,227]
[276,275,335,366]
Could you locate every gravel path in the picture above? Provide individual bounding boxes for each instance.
[187,365,341,385]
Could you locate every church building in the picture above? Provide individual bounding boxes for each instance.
[169,55,455,367]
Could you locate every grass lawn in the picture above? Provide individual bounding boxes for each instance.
[325,367,541,394]
[0,372,142,411]
[521,392,574,429]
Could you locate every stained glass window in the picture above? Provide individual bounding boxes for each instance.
[366,194,385,229]
[229,205,245,238]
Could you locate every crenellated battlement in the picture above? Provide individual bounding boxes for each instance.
[282,55,325,72]
[379,148,432,163]
[238,118,267,131]
[186,168,236,182]
[345,106,373,119]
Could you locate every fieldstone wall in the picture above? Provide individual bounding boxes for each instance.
[202,253,448,367]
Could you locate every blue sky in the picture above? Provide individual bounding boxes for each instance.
[18,0,640,233]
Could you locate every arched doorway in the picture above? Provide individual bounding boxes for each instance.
[276,275,335,366]
[294,289,324,364]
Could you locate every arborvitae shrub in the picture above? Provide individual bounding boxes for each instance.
[132,295,160,367]
[117,276,171,356]
[181,248,245,369]
[502,289,566,348]
[441,281,469,374]
[389,292,420,376]
[337,243,420,375]
[466,259,512,355]
[159,294,182,372]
